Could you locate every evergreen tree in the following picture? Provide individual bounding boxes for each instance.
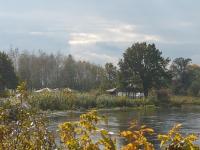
[0,51,18,92]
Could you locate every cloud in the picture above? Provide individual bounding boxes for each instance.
[74,51,119,65]
[67,21,161,65]
[68,23,160,45]
[29,32,47,36]
[69,33,101,45]
[67,22,161,65]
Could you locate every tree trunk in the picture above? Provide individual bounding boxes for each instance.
[144,88,148,97]
[142,82,149,97]
[0,84,4,95]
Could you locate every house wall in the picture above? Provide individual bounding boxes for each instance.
[117,92,144,98]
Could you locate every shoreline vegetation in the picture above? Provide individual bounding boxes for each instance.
[0,82,200,149]
[1,97,199,149]
[28,91,152,111]
[25,90,200,111]
[2,88,200,111]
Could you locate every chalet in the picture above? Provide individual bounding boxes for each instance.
[106,87,144,98]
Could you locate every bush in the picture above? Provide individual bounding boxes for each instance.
[188,80,200,97]
[0,101,57,149]
[171,96,200,106]
[0,90,10,98]
[156,89,171,105]
[59,110,116,150]
[28,91,77,110]
[75,93,97,109]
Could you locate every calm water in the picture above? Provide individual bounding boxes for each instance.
[48,106,200,149]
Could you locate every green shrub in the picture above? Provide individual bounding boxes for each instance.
[171,96,200,106]
[96,94,148,108]
[75,93,97,109]
[156,89,171,104]
[0,90,10,98]
[188,80,200,97]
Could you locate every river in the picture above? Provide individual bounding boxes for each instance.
[48,105,200,149]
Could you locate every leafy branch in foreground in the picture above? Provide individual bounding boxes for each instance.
[0,82,57,150]
[0,102,57,149]
[121,121,154,150]
[59,110,116,150]
[158,123,199,150]
[59,110,200,150]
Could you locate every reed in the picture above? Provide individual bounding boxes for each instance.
[28,91,150,110]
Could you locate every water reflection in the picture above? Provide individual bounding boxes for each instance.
[48,106,200,149]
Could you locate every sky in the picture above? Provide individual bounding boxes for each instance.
[0,0,200,65]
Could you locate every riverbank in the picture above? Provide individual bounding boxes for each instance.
[28,91,152,111]
[25,91,200,111]
[170,95,200,106]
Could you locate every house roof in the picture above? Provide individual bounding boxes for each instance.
[106,88,117,93]
[35,88,52,93]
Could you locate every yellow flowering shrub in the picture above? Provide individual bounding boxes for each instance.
[0,82,57,149]
[59,110,116,150]
[121,121,154,150]
[158,123,200,150]
[0,103,57,149]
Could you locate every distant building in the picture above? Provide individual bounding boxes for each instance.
[106,88,118,95]
[34,87,73,93]
[106,87,144,98]
[35,88,52,93]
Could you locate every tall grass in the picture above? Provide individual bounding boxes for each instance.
[28,91,151,111]
[171,95,200,106]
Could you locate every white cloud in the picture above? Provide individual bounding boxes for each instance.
[68,23,160,45]
[67,20,161,65]
[69,33,100,45]
[29,31,47,36]
[73,50,119,65]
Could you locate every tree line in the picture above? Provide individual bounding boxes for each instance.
[1,42,200,97]
[7,50,107,91]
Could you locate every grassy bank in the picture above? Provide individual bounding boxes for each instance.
[170,95,200,106]
[28,91,152,110]
[3,90,200,110]
[147,89,200,107]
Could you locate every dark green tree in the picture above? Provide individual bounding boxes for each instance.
[185,64,200,96]
[0,51,18,92]
[170,57,192,95]
[101,63,118,89]
[61,54,76,89]
[119,42,171,97]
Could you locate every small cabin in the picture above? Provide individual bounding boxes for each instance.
[106,88,118,95]
[106,87,144,98]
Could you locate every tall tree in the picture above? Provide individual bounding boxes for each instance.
[18,52,32,88]
[119,42,171,97]
[0,51,18,92]
[61,55,77,89]
[187,64,200,96]
[101,63,118,89]
[170,57,192,95]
